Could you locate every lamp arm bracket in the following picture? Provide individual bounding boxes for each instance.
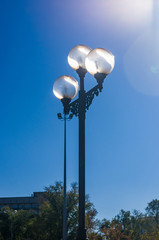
[69,98,79,117]
[69,83,103,117]
[85,84,101,111]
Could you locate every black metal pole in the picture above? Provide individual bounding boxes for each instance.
[78,69,87,240]
[63,114,67,240]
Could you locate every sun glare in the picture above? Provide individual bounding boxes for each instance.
[124,29,159,96]
[86,0,153,30]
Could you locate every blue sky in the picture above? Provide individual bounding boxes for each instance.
[1,0,159,220]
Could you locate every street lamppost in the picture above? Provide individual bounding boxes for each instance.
[56,112,74,240]
[53,75,79,240]
[56,111,74,240]
[53,45,115,240]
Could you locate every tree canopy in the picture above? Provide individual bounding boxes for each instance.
[0,182,159,240]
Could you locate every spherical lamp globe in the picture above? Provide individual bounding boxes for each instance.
[53,75,79,100]
[85,48,115,76]
[68,45,92,71]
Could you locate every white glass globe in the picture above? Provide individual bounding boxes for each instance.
[53,75,79,100]
[85,48,115,76]
[68,45,92,70]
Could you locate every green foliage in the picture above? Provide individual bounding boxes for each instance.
[1,184,159,240]
[13,210,36,240]
[100,221,130,240]
[98,200,159,240]
[0,233,4,240]
[0,208,37,240]
[40,182,98,240]
[146,199,159,224]
[0,208,11,240]
[87,231,103,240]
[0,182,98,240]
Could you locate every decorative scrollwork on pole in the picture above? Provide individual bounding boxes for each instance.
[85,85,100,111]
[70,98,79,117]
[69,83,103,117]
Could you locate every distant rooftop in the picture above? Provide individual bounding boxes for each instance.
[0,192,46,212]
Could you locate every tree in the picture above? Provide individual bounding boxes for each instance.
[100,221,130,240]
[0,207,37,240]
[140,226,159,240]
[0,182,98,240]
[2,185,159,240]
[0,207,13,240]
[0,233,4,240]
[145,199,159,224]
[99,210,147,240]
[130,210,144,240]
[114,210,131,233]
[13,210,36,240]
[33,182,98,240]
[87,231,102,240]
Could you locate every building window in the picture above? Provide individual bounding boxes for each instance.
[25,204,31,209]
[32,204,38,209]
[19,204,24,209]
[13,205,18,209]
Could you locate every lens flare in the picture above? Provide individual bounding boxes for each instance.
[124,29,159,96]
[85,0,153,31]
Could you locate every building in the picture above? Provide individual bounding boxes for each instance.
[0,192,45,213]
